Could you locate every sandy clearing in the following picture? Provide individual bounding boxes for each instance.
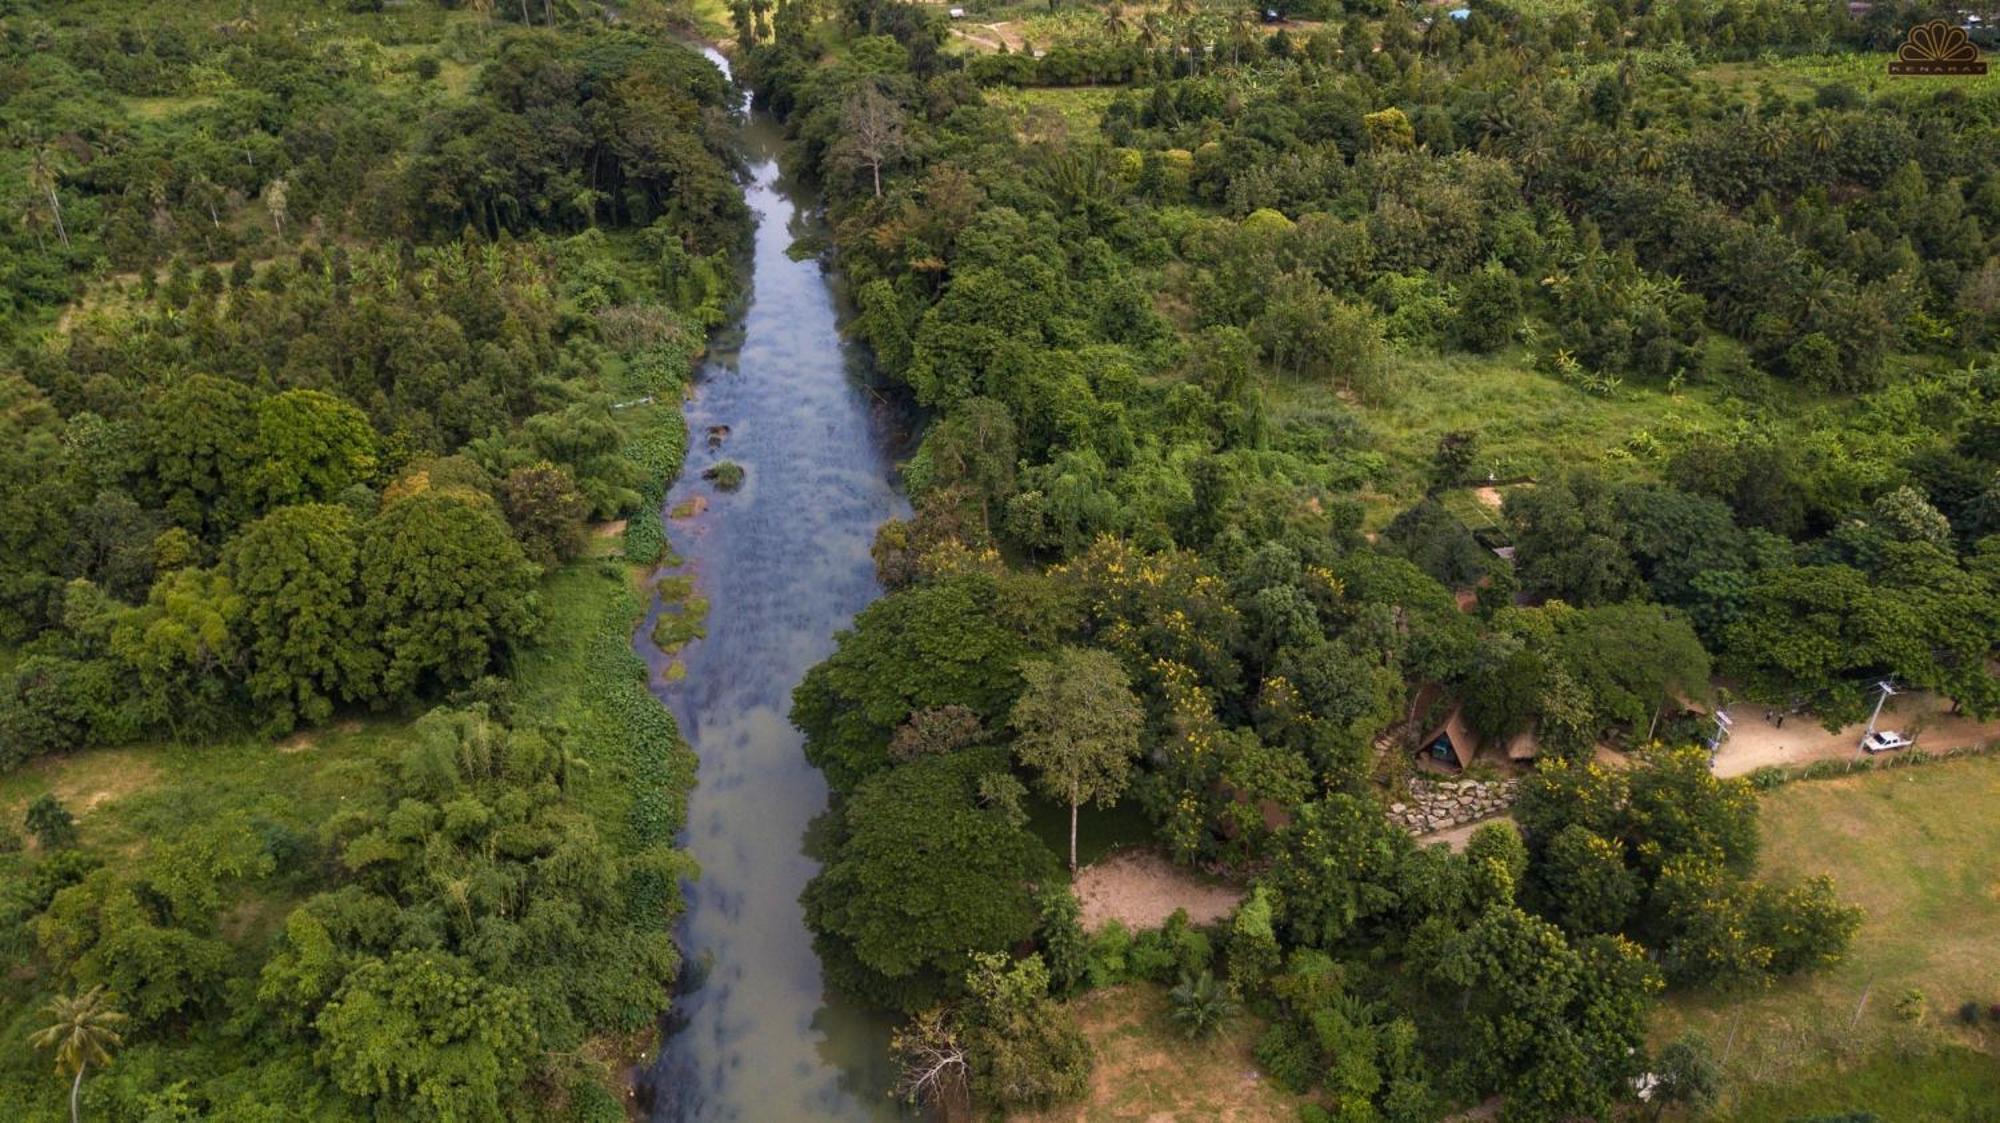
[1711,691,2000,777]
[1072,848,1246,933]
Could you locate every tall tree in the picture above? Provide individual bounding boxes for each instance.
[1010,647,1144,871]
[225,504,367,732]
[356,493,539,699]
[832,86,907,198]
[29,986,127,1123]
[26,144,70,250]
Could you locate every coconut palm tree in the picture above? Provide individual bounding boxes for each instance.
[1102,1,1128,41]
[1229,7,1254,66]
[1633,130,1667,174]
[1562,128,1605,167]
[1753,120,1789,160]
[30,986,127,1123]
[1180,19,1205,74]
[1136,11,1164,68]
[26,143,68,250]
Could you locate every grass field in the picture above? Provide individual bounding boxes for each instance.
[1720,1047,2000,1123]
[1654,756,2000,1118]
[1263,347,1739,525]
[983,85,1128,135]
[1008,983,1302,1123]
[1696,51,1973,102]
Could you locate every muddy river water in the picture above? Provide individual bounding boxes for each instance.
[639,47,912,1123]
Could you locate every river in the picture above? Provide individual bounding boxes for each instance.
[637,47,912,1123]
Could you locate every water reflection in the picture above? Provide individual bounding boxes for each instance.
[639,49,912,1123]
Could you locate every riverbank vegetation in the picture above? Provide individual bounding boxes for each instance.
[0,2,743,1117]
[742,0,2000,1116]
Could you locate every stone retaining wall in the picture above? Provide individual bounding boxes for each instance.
[1388,776,1520,834]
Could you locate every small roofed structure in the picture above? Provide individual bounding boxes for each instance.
[1417,707,1481,772]
[1504,726,1540,764]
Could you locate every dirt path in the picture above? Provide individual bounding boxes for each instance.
[950,23,1010,52]
[1412,815,1514,852]
[1072,848,1246,932]
[1711,691,2000,777]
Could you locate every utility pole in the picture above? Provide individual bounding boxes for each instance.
[1865,680,1897,736]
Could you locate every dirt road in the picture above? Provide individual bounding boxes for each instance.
[1711,691,2000,777]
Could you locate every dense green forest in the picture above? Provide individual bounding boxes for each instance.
[739,0,2000,1118]
[0,2,744,1118]
[9,0,2000,1119]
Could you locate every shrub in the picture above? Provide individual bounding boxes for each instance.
[1254,1021,1317,1092]
[1085,921,1132,988]
[703,461,745,490]
[1168,970,1238,1039]
[1035,887,1089,995]
[1894,988,1927,1024]
[1226,888,1281,996]
[25,794,78,850]
[1128,927,1177,982]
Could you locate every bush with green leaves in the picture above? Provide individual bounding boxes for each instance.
[24,795,78,851]
[1167,970,1238,1039]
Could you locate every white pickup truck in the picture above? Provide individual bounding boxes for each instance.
[1861,730,1914,754]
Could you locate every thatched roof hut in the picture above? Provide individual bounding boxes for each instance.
[1417,707,1481,772]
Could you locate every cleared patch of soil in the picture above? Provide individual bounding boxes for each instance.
[1711,691,2000,777]
[1072,848,1245,933]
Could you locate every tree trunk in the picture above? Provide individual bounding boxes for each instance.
[70,1062,84,1123]
[870,160,882,197]
[47,186,69,249]
[1068,791,1079,873]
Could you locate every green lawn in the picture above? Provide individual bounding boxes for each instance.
[1718,1047,2000,1123]
[1654,756,2000,1116]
